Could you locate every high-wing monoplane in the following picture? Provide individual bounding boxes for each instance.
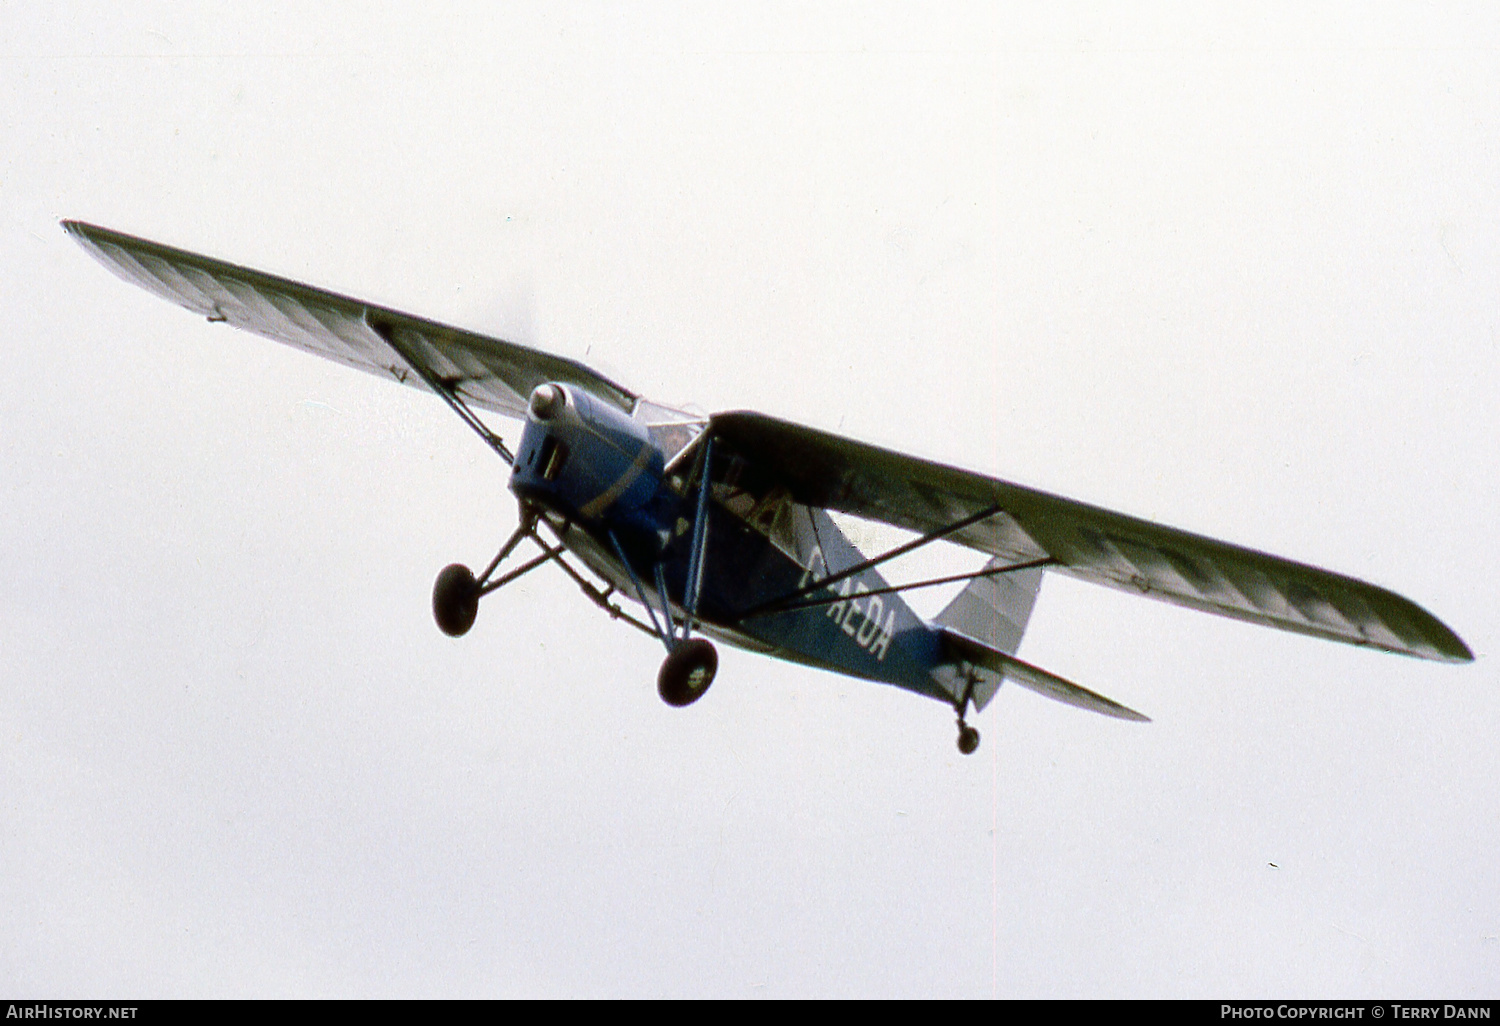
[66,221,1472,753]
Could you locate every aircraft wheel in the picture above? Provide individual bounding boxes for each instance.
[433,563,480,637]
[657,639,718,707]
[957,724,981,756]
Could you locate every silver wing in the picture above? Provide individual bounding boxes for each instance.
[64,221,637,419]
[710,411,1472,664]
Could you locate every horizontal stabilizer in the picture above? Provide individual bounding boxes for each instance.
[941,628,1150,723]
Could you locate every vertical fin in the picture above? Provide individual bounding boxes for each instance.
[932,561,1044,712]
[934,559,1044,657]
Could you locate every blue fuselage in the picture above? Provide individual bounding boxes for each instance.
[507,384,949,701]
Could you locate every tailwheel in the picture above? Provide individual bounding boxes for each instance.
[957,723,981,756]
[657,638,718,707]
[433,563,480,637]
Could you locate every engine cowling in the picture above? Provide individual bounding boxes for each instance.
[509,383,666,537]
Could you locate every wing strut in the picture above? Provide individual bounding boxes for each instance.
[681,437,715,631]
[529,518,659,639]
[365,313,515,464]
[607,529,677,652]
[741,555,1055,619]
[601,443,718,655]
[737,502,1012,620]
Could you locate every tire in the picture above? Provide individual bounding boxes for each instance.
[657,639,718,707]
[433,563,480,637]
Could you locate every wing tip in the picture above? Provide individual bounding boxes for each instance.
[1435,640,1475,665]
[1437,624,1475,663]
[1400,608,1474,664]
[61,219,107,251]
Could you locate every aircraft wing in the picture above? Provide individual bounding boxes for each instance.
[63,221,637,418]
[710,411,1473,664]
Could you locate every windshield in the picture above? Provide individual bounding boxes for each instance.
[632,397,708,464]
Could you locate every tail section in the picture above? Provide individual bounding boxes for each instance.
[932,561,1149,721]
[939,628,1149,722]
[930,559,1043,711]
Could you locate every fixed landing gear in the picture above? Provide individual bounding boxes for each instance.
[432,509,720,712]
[657,638,718,707]
[433,563,480,637]
[953,671,981,755]
[431,508,551,639]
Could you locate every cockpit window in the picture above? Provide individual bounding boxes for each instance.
[713,481,806,564]
[632,398,707,464]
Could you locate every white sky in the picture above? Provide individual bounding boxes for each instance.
[2,3,1497,998]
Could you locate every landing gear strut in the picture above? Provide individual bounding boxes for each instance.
[606,529,721,709]
[605,437,721,709]
[954,671,981,755]
[430,508,553,638]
